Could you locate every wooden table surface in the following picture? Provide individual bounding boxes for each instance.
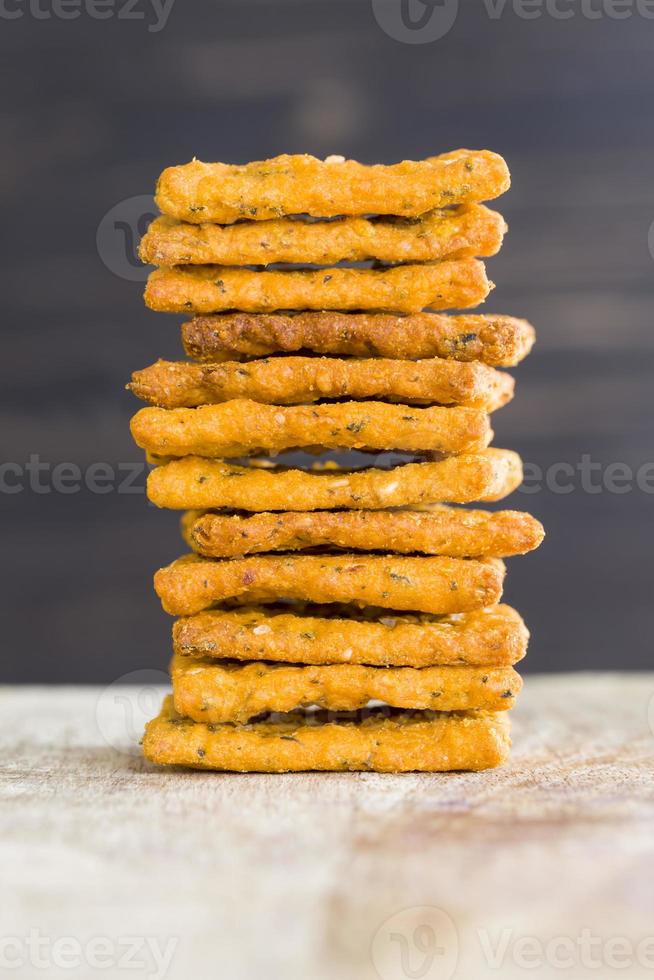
[3,674,654,980]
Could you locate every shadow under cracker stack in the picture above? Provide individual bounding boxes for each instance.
[129,150,543,773]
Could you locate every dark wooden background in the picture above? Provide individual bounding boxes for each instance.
[2,0,653,681]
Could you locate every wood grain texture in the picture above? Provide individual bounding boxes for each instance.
[2,675,654,979]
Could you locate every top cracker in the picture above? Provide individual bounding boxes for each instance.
[155,150,510,224]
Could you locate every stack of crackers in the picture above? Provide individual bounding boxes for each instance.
[130,150,543,773]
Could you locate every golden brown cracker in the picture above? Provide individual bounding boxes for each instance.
[173,603,529,668]
[182,311,535,367]
[154,150,511,224]
[129,356,514,410]
[147,449,523,511]
[180,506,543,559]
[171,653,521,724]
[153,553,505,616]
[130,400,492,458]
[144,259,491,315]
[142,696,512,772]
[140,205,506,266]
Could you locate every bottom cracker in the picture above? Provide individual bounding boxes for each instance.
[142,696,511,772]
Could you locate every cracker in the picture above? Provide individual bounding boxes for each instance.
[144,259,491,315]
[147,449,523,511]
[129,356,514,410]
[171,653,522,724]
[182,311,535,367]
[180,506,543,559]
[139,205,506,266]
[142,696,512,772]
[130,400,492,458]
[154,150,511,224]
[173,603,529,668]
[153,553,505,616]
